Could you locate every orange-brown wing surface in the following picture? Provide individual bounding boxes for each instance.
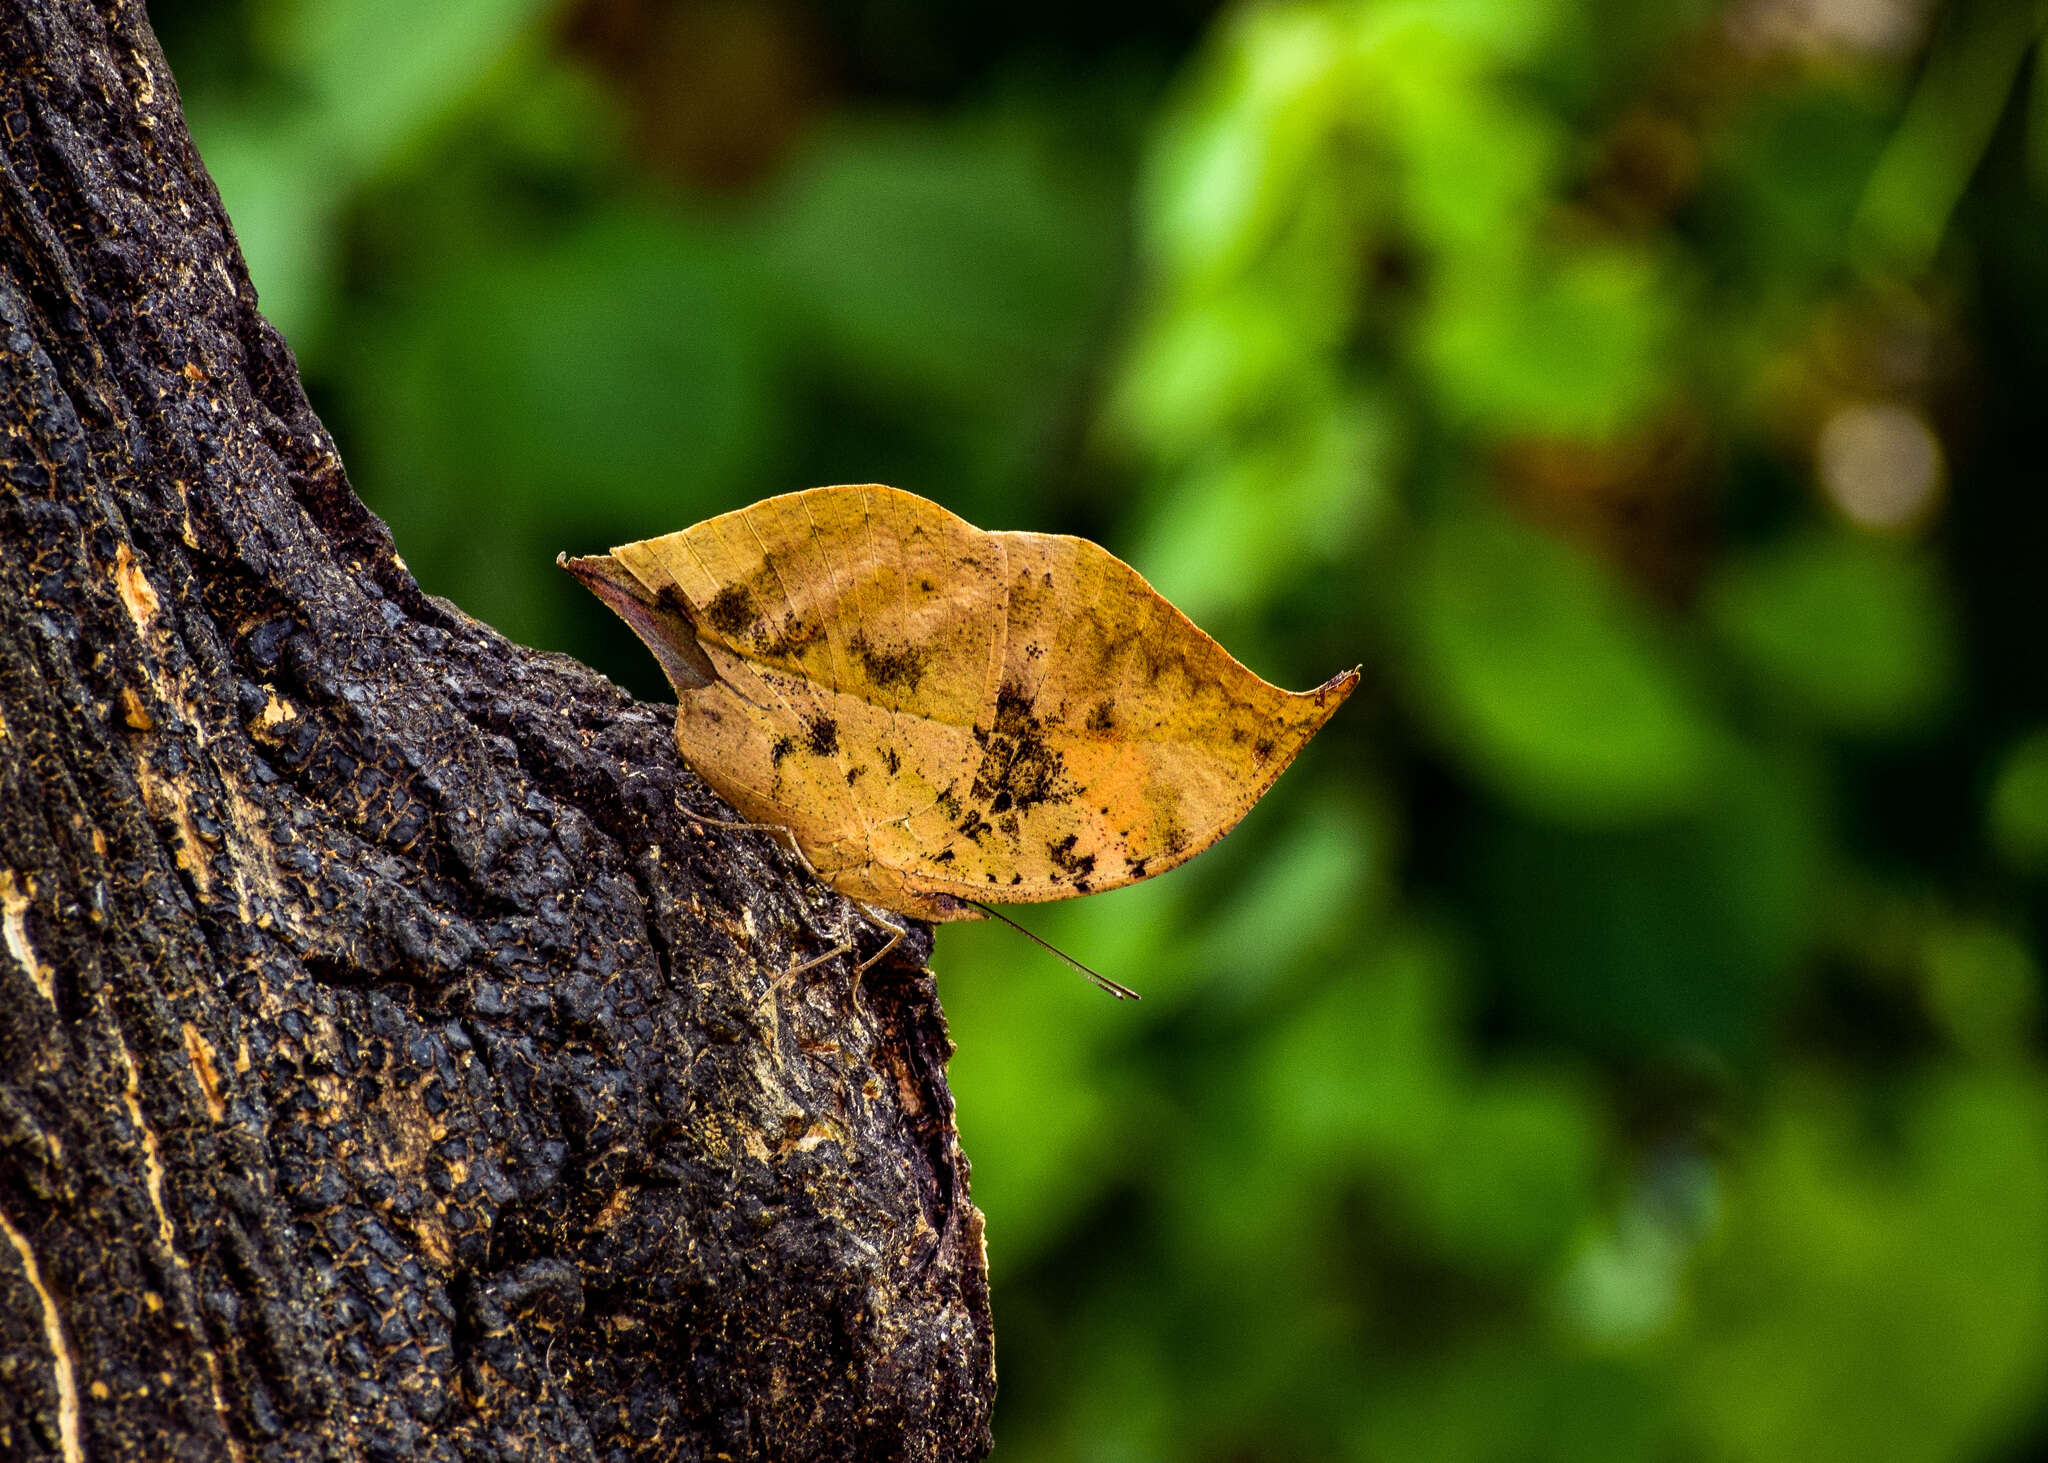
[571,484,1356,922]
[606,484,1009,920]
[889,530,1357,908]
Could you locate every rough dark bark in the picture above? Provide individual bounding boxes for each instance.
[0,4,995,1460]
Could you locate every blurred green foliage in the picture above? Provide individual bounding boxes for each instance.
[158,0,2048,1457]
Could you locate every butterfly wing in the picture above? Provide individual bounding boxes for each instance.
[607,484,1008,920]
[894,530,1358,906]
[581,484,1355,921]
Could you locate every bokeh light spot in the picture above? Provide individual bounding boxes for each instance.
[1816,401,1943,530]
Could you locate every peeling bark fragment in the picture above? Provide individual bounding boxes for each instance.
[0,5,994,1460]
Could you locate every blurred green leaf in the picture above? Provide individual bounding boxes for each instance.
[763,118,1118,403]
[1175,795,1384,1001]
[1922,920,2041,1061]
[942,911,1149,1274]
[1361,1343,1664,1463]
[190,132,336,343]
[189,0,549,347]
[1473,744,1820,1058]
[1131,389,1394,624]
[1257,929,1462,1172]
[1401,1068,1600,1272]
[267,0,548,166]
[1558,1162,1718,1347]
[1988,728,2048,874]
[345,208,773,644]
[1142,3,1354,290]
[1409,509,1720,822]
[1707,532,1954,736]
[1423,246,1676,437]
[1705,90,1894,308]
[1678,1071,2048,1463]
[1110,286,1337,457]
[1854,0,2045,275]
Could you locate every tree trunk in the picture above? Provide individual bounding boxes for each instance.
[0,4,994,1459]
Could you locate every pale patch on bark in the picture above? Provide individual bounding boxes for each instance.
[110,1032,246,1462]
[1,868,53,1004]
[0,1201,83,1463]
[112,543,160,630]
[181,1022,226,1123]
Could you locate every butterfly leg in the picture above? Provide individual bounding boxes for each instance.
[678,804,818,895]
[852,904,908,976]
[677,803,791,837]
[779,940,853,982]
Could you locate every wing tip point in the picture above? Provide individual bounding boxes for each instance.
[1313,664,1363,708]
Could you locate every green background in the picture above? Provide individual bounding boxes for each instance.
[157,1,2048,1457]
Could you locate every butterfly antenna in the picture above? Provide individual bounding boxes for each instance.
[967,901,1141,1001]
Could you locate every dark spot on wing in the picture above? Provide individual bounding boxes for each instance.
[806,715,840,757]
[1253,737,1275,763]
[849,629,929,691]
[1125,855,1151,878]
[1041,571,1053,588]
[1086,700,1116,733]
[704,584,757,636]
[1010,872,1022,885]
[770,735,797,766]
[998,814,1019,840]
[968,679,1076,818]
[1117,638,1184,691]
[1046,834,1097,882]
[958,814,992,843]
[935,786,961,820]
[845,765,865,786]
[881,746,902,777]
[757,610,825,661]
[920,579,934,594]
[932,848,956,865]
